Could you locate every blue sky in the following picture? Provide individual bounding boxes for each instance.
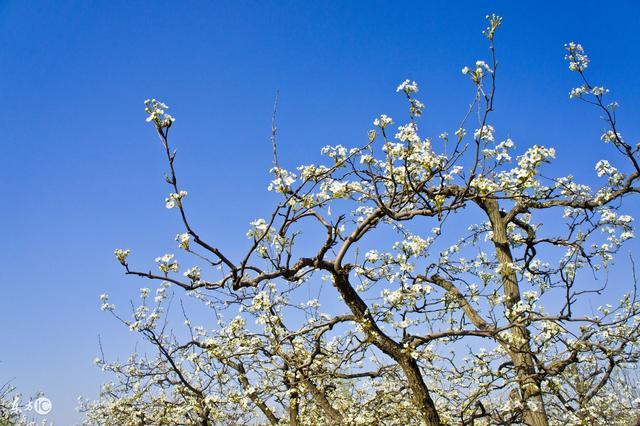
[1,1,640,423]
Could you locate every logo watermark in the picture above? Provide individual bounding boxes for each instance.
[33,396,52,415]
[10,394,53,417]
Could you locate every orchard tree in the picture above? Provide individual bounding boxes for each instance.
[82,15,640,426]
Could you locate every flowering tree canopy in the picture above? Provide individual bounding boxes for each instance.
[82,15,640,426]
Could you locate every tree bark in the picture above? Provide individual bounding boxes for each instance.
[300,374,344,424]
[283,369,299,426]
[480,198,549,426]
[332,271,442,425]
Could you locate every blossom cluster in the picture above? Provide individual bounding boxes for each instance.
[144,98,175,128]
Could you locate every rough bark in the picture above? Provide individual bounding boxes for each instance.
[480,198,549,426]
[332,271,442,425]
[300,374,344,424]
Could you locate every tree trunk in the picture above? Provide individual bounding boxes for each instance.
[332,271,442,425]
[397,356,442,425]
[301,375,344,424]
[289,389,299,426]
[480,198,549,426]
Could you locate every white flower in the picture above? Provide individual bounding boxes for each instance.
[360,154,374,164]
[621,231,635,241]
[267,167,296,193]
[373,114,393,129]
[365,250,380,263]
[184,266,201,282]
[155,254,179,273]
[395,123,420,144]
[156,254,173,263]
[601,130,623,144]
[247,218,269,239]
[569,85,587,99]
[463,61,492,84]
[165,191,187,209]
[321,144,348,161]
[396,79,419,95]
[591,86,608,96]
[306,299,320,309]
[474,125,495,143]
[175,233,190,250]
[396,318,412,329]
[144,98,175,128]
[523,291,538,302]
[595,160,619,180]
[114,248,130,265]
[155,287,167,303]
[564,42,589,72]
[483,14,502,40]
[100,294,115,311]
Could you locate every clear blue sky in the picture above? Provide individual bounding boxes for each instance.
[1,1,640,423]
